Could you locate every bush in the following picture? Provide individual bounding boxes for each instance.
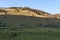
[0,20,7,27]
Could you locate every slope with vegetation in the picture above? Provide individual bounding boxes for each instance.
[0,7,59,27]
[0,7,60,40]
[0,7,56,18]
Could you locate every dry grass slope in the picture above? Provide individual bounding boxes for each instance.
[0,7,58,18]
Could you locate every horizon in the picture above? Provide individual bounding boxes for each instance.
[0,0,60,14]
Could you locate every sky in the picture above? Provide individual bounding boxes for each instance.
[0,0,60,14]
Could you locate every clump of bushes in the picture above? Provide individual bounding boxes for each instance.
[0,20,7,27]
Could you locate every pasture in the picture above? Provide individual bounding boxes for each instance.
[0,27,60,40]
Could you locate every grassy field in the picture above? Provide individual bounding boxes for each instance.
[0,27,60,40]
[0,15,60,40]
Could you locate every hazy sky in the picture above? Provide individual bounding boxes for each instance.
[0,0,60,14]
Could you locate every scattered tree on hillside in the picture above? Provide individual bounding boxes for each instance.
[9,7,20,13]
[0,9,8,18]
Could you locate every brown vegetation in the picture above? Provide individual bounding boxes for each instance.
[0,7,60,18]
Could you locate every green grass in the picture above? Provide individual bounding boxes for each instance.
[0,27,60,40]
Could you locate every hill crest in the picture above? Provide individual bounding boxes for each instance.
[0,7,60,18]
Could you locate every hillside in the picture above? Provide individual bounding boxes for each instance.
[0,7,60,40]
[0,7,56,18]
[0,7,60,27]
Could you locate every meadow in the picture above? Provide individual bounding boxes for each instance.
[0,27,60,40]
[0,15,60,40]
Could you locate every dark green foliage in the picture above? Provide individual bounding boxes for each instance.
[0,20,7,27]
[38,18,60,28]
[0,15,60,28]
[11,33,17,37]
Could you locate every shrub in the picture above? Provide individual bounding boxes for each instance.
[0,20,7,27]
